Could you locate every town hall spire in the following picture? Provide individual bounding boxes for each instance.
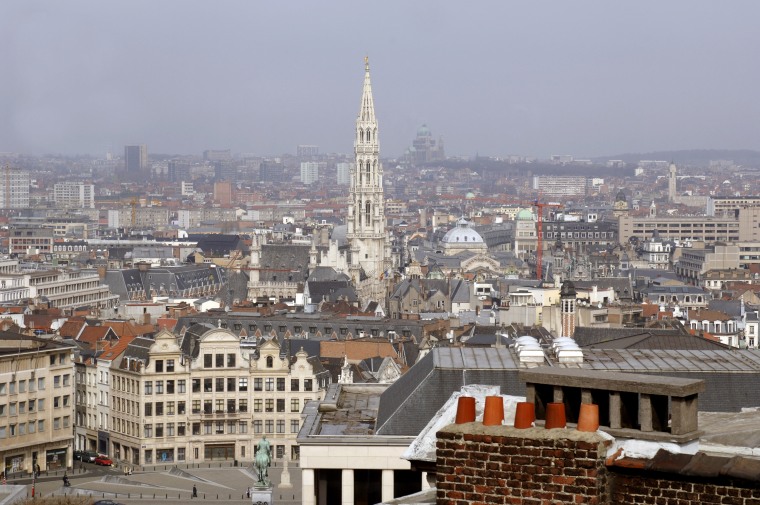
[347,57,389,306]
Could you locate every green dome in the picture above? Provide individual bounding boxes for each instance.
[417,124,431,137]
[516,209,534,220]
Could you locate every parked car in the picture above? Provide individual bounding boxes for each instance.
[94,456,113,466]
[79,451,99,463]
[94,501,123,505]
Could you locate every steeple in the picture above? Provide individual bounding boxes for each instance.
[358,56,376,124]
[346,57,389,308]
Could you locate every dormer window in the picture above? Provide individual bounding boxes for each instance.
[266,356,273,368]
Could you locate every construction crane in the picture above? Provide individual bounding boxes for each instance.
[532,196,563,282]
[490,193,562,281]
[224,250,242,270]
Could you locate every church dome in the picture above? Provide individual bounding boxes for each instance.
[516,209,534,221]
[417,124,431,137]
[442,218,484,244]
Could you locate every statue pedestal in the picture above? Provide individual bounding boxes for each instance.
[250,485,272,505]
[279,462,292,489]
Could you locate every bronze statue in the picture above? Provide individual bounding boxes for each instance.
[253,436,272,487]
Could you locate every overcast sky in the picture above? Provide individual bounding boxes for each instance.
[2,1,759,159]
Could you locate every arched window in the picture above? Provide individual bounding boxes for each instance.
[367,130,371,142]
[359,129,364,142]
[366,161,371,184]
[266,356,273,368]
[366,201,371,226]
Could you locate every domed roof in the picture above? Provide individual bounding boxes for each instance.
[417,124,431,137]
[465,192,476,199]
[516,209,534,220]
[442,218,484,244]
[615,189,627,202]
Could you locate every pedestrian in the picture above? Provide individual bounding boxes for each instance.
[192,484,197,498]
[247,487,250,498]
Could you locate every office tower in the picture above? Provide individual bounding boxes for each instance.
[124,145,148,172]
[260,161,286,182]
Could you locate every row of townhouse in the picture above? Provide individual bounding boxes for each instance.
[75,325,330,468]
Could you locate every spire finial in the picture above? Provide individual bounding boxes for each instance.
[364,55,369,72]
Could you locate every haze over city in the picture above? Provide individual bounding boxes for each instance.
[3,0,760,158]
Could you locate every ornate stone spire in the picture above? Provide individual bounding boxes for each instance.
[347,57,386,281]
[358,56,376,124]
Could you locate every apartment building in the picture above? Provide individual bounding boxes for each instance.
[26,269,120,311]
[108,327,329,467]
[0,166,30,209]
[618,214,741,244]
[107,207,170,229]
[53,182,95,209]
[674,243,740,285]
[540,219,618,254]
[0,335,75,475]
[300,162,320,185]
[531,175,587,197]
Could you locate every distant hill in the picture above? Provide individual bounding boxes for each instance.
[593,149,760,167]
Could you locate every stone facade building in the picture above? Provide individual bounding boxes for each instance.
[107,327,329,467]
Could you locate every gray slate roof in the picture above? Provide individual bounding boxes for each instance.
[259,243,311,283]
[375,347,525,437]
[373,345,760,438]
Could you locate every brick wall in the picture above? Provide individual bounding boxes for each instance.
[435,424,760,505]
[436,424,610,505]
[611,472,760,504]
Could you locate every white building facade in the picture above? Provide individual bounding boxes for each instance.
[300,162,320,185]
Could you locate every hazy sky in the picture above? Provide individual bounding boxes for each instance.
[2,1,759,158]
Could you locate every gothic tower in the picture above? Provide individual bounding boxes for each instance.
[560,280,577,338]
[347,57,388,286]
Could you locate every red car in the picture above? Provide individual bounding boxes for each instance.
[94,456,113,466]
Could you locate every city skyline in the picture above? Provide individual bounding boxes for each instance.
[2,1,760,158]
